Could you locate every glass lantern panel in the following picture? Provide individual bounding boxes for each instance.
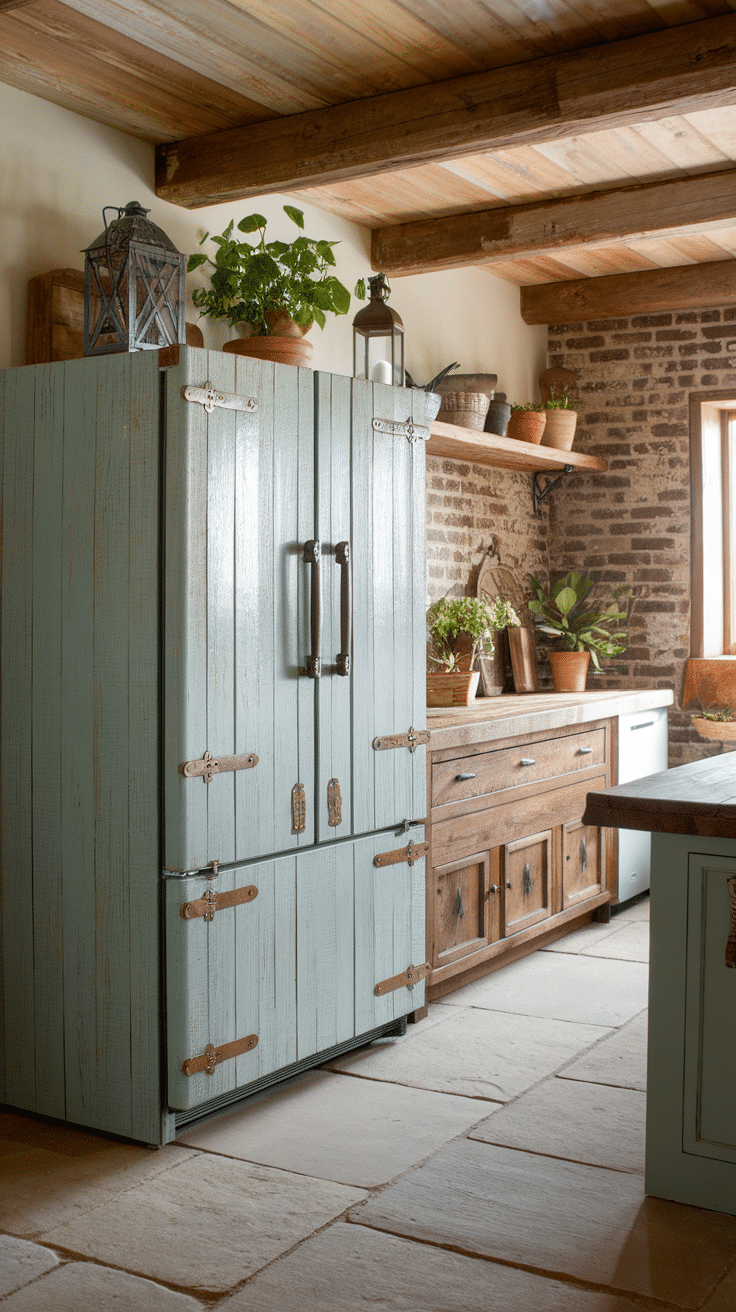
[131,251,182,349]
[354,330,404,387]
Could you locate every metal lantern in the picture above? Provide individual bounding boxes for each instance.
[352,272,405,386]
[83,201,186,355]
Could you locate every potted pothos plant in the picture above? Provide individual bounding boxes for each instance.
[541,384,578,452]
[528,571,631,692]
[427,595,521,707]
[187,205,353,366]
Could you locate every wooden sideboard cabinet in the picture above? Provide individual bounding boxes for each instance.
[425,718,614,1000]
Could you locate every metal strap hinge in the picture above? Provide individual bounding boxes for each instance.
[182,382,258,414]
[180,884,258,921]
[373,726,430,754]
[374,840,429,868]
[182,1033,258,1076]
[374,963,430,996]
[372,416,430,444]
[181,750,258,783]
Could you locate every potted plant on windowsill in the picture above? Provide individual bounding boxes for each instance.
[528,571,631,692]
[187,205,353,367]
[541,385,578,452]
[427,595,521,707]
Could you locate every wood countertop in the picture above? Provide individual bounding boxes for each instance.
[426,688,673,752]
[583,753,736,839]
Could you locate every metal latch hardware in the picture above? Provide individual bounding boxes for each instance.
[372,416,430,445]
[180,884,258,921]
[727,877,736,968]
[374,839,429,868]
[182,382,258,414]
[292,783,306,833]
[373,726,430,754]
[182,1033,258,1076]
[374,963,430,996]
[180,750,258,783]
[327,778,342,827]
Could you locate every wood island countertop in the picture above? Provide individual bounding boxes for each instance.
[426,688,673,752]
[583,752,736,839]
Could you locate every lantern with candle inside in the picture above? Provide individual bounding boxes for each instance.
[83,201,186,355]
[352,272,404,386]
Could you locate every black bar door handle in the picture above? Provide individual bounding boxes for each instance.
[303,540,322,678]
[335,541,351,676]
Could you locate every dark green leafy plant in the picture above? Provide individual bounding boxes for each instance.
[427,595,521,672]
[187,206,352,335]
[528,571,631,672]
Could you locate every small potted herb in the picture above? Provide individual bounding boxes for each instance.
[427,595,521,706]
[541,385,578,451]
[691,706,736,741]
[187,205,353,366]
[528,571,631,692]
[507,402,547,445]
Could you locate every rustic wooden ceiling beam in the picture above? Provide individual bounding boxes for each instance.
[371,168,736,275]
[157,13,736,208]
[520,259,736,325]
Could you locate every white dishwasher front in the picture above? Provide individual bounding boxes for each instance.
[616,706,669,902]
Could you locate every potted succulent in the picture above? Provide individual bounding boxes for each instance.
[427,595,521,706]
[507,402,547,444]
[691,706,736,741]
[528,571,631,692]
[541,385,578,451]
[187,205,353,367]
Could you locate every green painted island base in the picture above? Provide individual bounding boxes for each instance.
[647,833,736,1217]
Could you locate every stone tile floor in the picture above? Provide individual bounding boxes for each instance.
[3,893,736,1310]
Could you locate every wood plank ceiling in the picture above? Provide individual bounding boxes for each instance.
[4,0,736,311]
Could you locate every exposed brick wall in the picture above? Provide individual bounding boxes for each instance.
[548,307,736,765]
[425,455,548,607]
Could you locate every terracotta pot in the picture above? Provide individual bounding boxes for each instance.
[541,409,577,451]
[223,335,314,367]
[507,410,546,444]
[426,671,480,707]
[548,649,590,693]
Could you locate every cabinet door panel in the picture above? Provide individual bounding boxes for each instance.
[351,382,427,837]
[355,830,427,1032]
[164,350,316,871]
[166,857,297,1112]
[504,831,553,935]
[562,818,602,907]
[431,850,500,969]
[296,844,355,1058]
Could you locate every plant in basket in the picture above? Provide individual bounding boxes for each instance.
[528,571,631,692]
[691,706,736,741]
[426,595,521,707]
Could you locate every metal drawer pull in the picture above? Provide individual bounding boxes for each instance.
[726,877,736,968]
[506,880,512,890]
[630,720,655,730]
[578,746,593,755]
[456,771,476,781]
[523,863,532,894]
[519,758,536,767]
[335,541,351,676]
[303,540,322,678]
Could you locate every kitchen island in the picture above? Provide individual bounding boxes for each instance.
[584,754,736,1217]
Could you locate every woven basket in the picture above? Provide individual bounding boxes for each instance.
[437,391,490,431]
[692,716,736,741]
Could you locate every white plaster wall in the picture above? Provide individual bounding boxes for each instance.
[0,80,546,393]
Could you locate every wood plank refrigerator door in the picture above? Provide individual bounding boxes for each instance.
[166,857,298,1111]
[163,349,316,872]
[354,829,427,1033]
[315,378,428,842]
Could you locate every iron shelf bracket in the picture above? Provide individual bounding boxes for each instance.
[532,464,573,516]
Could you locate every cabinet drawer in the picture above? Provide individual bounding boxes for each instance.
[432,728,607,808]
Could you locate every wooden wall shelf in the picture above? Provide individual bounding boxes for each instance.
[427,420,608,474]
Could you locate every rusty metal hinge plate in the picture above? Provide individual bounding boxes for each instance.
[182,1033,259,1076]
[181,749,258,783]
[292,783,306,833]
[327,778,342,827]
[372,416,430,444]
[182,381,258,414]
[374,839,429,868]
[374,962,430,996]
[373,726,430,754]
[180,884,258,921]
